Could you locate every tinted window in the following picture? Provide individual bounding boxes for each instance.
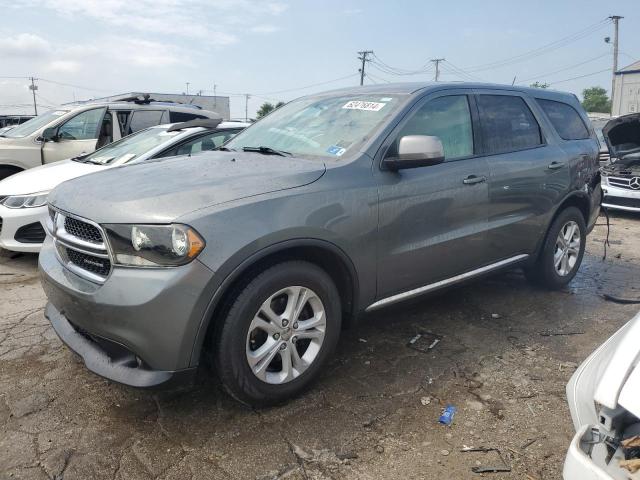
[477,95,542,154]
[537,99,590,140]
[169,111,207,123]
[157,130,240,158]
[128,110,164,133]
[57,108,105,140]
[393,95,474,160]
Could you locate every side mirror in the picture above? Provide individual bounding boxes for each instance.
[40,127,58,142]
[384,135,445,170]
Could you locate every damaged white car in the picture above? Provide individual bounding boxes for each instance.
[601,114,640,213]
[564,311,640,479]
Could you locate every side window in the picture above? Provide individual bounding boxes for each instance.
[536,99,590,140]
[128,111,164,134]
[392,95,474,160]
[156,130,239,158]
[477,95,542,154]
[115,111,130,136]
[57,108,105,140]
[169,111,207,123]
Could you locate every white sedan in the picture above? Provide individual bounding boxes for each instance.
[0,119,247,253]
[564,310,640,479]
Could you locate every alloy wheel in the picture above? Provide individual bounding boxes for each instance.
[246,286,326,384]
[554,220,581,277]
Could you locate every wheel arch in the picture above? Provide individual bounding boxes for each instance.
[0,164,24,180]
[190,238,360,366]
[531,191,591,263]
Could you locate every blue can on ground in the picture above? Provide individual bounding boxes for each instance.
[439,405,457,426]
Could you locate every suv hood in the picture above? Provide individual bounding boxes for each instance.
[48,151,326,224]
[0,159,103,195]
[592,311,640,419]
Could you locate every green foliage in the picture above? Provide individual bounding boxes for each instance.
[256,101,286,119]
[581,86,612,113]
[530,81,550,89]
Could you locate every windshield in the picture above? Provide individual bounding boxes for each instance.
[79,126,183,165]
[3,109,70,138]
[225,94,405,160]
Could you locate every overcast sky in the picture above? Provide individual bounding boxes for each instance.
[1,0,638,118]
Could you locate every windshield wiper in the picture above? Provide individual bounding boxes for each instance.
[242,146,291,157]
[217,146,235,151]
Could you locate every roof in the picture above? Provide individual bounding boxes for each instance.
[316,81,578,101]
[616,60,640,75]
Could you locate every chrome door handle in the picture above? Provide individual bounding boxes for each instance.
[548,162,565,170]
[463,175,486,185]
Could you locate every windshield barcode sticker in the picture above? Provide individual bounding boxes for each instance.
[342,101,386,111]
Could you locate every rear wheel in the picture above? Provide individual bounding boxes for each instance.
[526,206,586,289]
[214,261,341,406]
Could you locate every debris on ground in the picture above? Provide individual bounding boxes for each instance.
[439,405,456,426]
[620,435,640,473]
[420,396,431,406]
[603,293,640,304]
[461,446,512,474]
[491,313,501,319]
[358,338,368,343]
[539,330,585,337]
[620,459,640,474]
[407,330,442,353]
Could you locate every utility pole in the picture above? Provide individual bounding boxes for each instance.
[431,59,445,82]
[357,50,373,86]
[29,77,38,115]
[609,15,623,112]
[244,93,251,122]
[185,82,190,95]
[213,83,217,109]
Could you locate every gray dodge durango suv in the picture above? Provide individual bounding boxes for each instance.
[39,83,602,406]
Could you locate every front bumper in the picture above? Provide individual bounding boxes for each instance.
[602,183,640,212]
[0,204,47,252]
[39,235,215,387]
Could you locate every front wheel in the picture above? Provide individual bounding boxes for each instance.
[214,261,342,406]
[526,206,586,289]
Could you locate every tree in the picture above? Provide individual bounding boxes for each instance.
[581,86,611,113]
[530,81,550,89]
[256,101,285,119]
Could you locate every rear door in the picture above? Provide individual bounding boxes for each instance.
[126,110,167,135]
[375,90,493,299]
[476,91,570,260]
[42,107,107,163]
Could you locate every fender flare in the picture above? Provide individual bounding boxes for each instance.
[189,237,360,366]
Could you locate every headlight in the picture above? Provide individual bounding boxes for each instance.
[104,224,205,267]
[1,192,50,209]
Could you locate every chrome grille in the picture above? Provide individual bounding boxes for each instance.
[608,176,640,191]
[64,216,102,243]
[47,208,112,283]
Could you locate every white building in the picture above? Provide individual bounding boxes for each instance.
[613,60,640,116]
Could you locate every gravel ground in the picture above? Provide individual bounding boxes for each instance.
[1,211,640,480]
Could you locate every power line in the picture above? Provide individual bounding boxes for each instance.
[548,68,611,86]
[462,18,611,72]
[365,72,392,83]
[254,73,359,95]
[518,52,611,83]
[440,61,484,82]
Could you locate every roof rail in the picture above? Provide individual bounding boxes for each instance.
[118,94,154,104]
[166,118,223,132]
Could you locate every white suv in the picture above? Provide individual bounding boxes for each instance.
[0,99,220,179]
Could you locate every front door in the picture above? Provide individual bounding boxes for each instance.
[42,107,107,163]
[375,92,492,300]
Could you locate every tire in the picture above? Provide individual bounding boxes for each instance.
[0,166,21,181]
[214,261,342,406]
[526,206,586,289]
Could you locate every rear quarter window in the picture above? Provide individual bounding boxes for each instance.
[169,111,208,123]
[536,99,590,140]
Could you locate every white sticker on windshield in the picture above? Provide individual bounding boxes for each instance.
[342,101,386,112]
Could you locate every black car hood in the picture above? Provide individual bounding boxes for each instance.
[49,151,326,224]
[603,113,640,159]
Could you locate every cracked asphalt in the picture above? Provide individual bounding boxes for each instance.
[2,212,640,480]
